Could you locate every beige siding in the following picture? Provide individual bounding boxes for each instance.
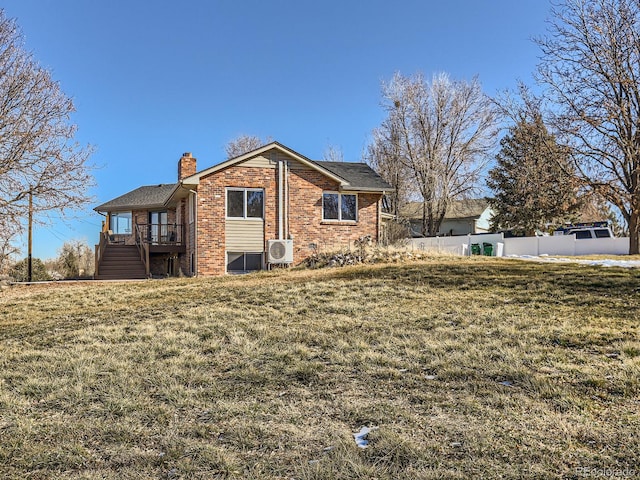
[225,219,264,251]
[287,159,313,171]
[240,155,275,169]
[274,150,313,171]
[239,149,313,171]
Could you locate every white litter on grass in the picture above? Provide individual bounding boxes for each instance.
[353,426,378,448]
[507,255,640,269]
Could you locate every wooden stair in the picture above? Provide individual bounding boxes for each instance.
[95,244,147,280]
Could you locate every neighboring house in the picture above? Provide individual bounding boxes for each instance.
[402,199,494,237]
[94,142,391,279]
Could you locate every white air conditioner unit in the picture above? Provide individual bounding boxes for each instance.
[267,239,294,264]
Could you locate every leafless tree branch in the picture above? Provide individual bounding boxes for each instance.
[0,10,94,252]
[368,72,500,236]
[536,0,640,253]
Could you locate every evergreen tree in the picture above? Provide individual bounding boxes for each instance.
[9,258,51,282]
[487,115,580,236]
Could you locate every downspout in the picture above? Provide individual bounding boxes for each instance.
[278,160,284,240]
[189,189,198,276]
[284,161,289,239]
[377,193,382,242]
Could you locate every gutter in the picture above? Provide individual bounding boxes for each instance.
[338,187,391,194]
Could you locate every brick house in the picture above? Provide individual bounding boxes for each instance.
[94,142,391,279]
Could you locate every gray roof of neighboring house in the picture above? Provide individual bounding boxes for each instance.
[94,184,178,212]
[402,199,490,220]
[314,161,392,191]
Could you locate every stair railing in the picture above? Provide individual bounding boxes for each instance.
[135,224,151,277]
[94,231,109,279]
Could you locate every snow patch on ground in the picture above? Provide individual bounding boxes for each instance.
[353,426,378,448]
[507,255,640,268]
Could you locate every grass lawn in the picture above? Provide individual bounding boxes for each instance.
[1,257,639,479]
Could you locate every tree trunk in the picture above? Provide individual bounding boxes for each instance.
[630,208,640,255]
[630,168,640,254]
[421,203,428,237]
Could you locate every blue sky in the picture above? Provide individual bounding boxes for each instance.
[4,0,551,260]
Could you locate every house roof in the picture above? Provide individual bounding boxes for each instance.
[94,183,178,212]
[314,161,392,191]
[180,141,391,192]
[402,198,490,220]
[96,142,392,212]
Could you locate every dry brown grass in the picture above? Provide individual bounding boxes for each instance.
[1,256,639,479]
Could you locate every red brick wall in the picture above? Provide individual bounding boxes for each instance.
[287,169,381,260]
[194,164,382,276]
[195,166,277,276]
[178,153,197,181]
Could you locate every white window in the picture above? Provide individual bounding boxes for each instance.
[322,192,357,221]
[226,188,264,219]
[109,211,132,234]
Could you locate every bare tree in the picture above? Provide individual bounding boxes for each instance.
[56,239,94,278]
[366,123,415,219]
[536,0,640,253]
[225,134,271,159]
[372,72,499,236]
[0,217,19,273]
[0,10,94,250]
[322,143,344,162]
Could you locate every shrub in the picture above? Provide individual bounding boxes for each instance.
[9,257,51,282]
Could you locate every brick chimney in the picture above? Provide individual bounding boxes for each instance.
[178,152,197,181]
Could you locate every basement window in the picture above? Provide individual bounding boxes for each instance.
[322,192,357,221]
[227,252,263,273]
[226,188,264,219]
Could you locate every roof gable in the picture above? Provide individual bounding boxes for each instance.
[181,142,391,193]
[182,142,347,186]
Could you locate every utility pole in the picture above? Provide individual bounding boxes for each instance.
[27,190,33,282]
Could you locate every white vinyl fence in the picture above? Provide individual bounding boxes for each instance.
[408,234,630,257]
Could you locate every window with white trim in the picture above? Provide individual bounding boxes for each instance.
[322,192,357,221]
[226,188,264,219]
[109,211,132,234]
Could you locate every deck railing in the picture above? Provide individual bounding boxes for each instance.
[134,225,150,277]
[135,223,184,245]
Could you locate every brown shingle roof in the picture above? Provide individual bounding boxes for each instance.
[314,161,392,191]
[94,184,178,212]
